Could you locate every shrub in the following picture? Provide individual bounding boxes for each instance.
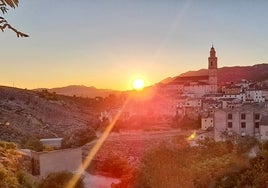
[0,141,17,149]
[21,138,43,151]
[40,171,84,188]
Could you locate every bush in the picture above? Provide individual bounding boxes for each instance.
[40,171,84,188]
[21,137,43,151]
[0,141,17,149]
[17,171,38,188]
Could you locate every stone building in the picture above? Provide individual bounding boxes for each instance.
[214,103,268,141]
[165,46,218,97]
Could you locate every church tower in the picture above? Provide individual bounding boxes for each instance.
[208,45,218,93]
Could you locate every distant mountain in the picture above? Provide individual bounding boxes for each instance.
[163,63,268,84]
[35,85,120,98]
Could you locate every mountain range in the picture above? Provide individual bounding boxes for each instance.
[176,63,268,84]
[35,85,120,98]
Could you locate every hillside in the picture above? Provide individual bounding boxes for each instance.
[167,63,268,84]
[0,86,100,146]
[36,85,120,98]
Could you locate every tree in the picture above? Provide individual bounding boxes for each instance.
[0,0,28,37]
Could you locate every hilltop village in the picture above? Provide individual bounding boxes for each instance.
[102,46,268,142]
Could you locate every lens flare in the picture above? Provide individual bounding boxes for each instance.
[66,98,130,188]
[187,131,196,141]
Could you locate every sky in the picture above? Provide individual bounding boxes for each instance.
[1,0,268,90]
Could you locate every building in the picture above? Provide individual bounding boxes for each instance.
[214,103,268,141]
[40,138,63,149]
[246,89,265,103]
[165,46,218,97]
[201,114,214,130]
[260,116,268,140]
[31,147,82,177]
[208,45,218,93]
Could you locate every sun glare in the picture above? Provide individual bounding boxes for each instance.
[132,78,145,90]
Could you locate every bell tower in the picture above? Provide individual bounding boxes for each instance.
[208,45,218,93]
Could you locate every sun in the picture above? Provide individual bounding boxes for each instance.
[132,78,145,90]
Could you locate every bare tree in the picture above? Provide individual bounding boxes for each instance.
[0,0,28,37]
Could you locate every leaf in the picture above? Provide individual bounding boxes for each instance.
[1,0,19,8]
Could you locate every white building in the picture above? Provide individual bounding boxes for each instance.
[246,89,265,103]
[222,93,246,102]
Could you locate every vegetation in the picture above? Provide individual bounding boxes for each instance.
[40,171,84,188]
[0,0,28,37]
[62,128,97,148]
[87,154,133,179]
[111,137,268,188]
[171,115,201,130]
[21,137,44,152]
[0,141,37,188]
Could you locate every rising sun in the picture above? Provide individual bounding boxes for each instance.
[132,78,145,90]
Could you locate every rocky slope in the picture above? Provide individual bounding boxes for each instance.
[0,86,100,145]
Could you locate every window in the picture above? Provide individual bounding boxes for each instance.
[255,113,260,120]
[241,113,246,120]
[241,122,246,128]
[228,122,232,128]
[227,113,232,120]
[255,122,259,128]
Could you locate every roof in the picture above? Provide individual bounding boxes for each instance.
[203,93,223,97]
[173,75,209,82]
[40,138,63,142]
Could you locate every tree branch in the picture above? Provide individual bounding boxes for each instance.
[0,0,29,37]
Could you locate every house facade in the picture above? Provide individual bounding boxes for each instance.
[214,103,268,141]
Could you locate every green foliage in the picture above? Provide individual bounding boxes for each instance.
[236,136,257,154]
[62,128,96,148]
[0,168,36,188]
[40,171,84,188]
[88,154,132,179]
[0,141,17,149]
[17,171,38,188]
[127,139,249,188]
[172,115,201,130]
[21,137,43,152]
[37,90,58,101]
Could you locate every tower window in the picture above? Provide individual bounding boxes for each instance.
[227,113,232,120]
[210,62,213,66]
[241,113,246,120]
